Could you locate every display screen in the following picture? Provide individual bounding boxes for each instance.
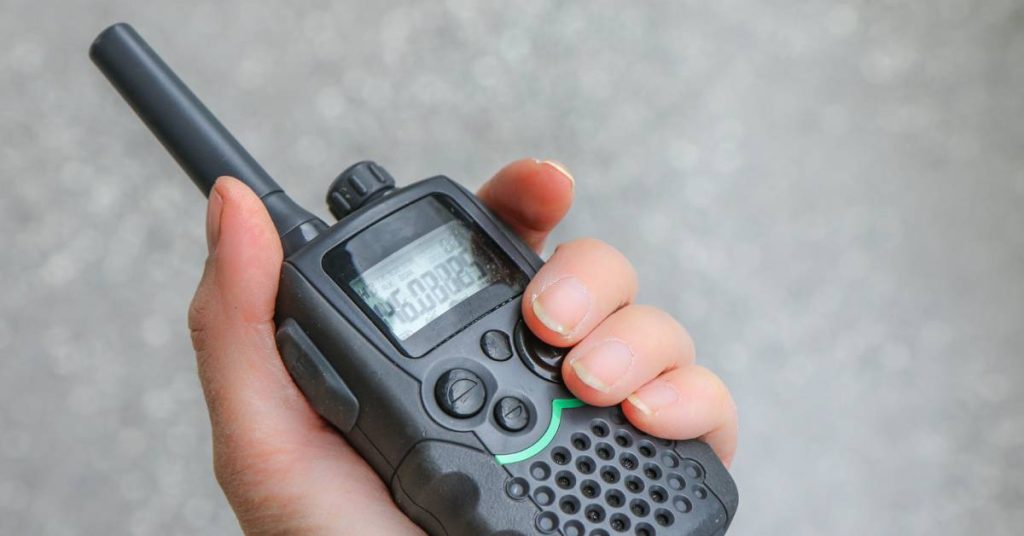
[349,220,514,340]
[323,194,528,355]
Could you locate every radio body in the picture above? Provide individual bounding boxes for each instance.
[91,23,738,536]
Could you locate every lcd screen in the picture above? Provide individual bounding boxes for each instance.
[349,220,517,340]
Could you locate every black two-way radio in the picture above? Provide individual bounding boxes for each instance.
[90,23,737,536]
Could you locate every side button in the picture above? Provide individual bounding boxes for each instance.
[276,319,359,432]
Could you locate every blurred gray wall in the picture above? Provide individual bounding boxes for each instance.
[2,1,1022,534]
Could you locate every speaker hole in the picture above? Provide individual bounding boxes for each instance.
[625,475,645,493]
[555,470,576,490]
[551,447,571,465]
[654,508,674,527]
[535,511,558,533]
[600,466,621,484]
[571,432,591,451]
[576,455,595,475]
[580,479,600,498]
[649,485,667,503]
[560,496,581,515]
[683,460,704,480]
[667,474,685,490]
[530,462,550,480]
[533,486,554,506]
[563,520,584,536]
[605,489,625,508]
[630,499,650,517]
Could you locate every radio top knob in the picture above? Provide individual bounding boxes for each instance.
[327,161,396,219]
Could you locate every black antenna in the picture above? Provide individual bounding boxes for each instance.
[89,22,325,253]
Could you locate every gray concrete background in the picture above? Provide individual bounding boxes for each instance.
[2,1,1022,534]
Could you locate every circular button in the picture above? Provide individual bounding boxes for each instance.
[514,320,566,382]
[480,330,512,361]
[494,396,530,432]
[434,368,486,418]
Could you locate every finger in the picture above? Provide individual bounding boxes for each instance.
[622,366,738,467]
[476,158,574,252]
[523,238,638,345]
[561,305,695,406]
[188,177,324,446]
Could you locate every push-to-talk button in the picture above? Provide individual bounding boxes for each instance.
[514,320,566,383]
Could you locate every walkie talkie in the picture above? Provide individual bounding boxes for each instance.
[90,23,738,536]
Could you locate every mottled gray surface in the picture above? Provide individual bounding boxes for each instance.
[2,1,1022,534]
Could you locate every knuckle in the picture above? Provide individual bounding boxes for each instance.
[692,365,732,408]
[212,430,288,498]
[556,238,638,288]
[620,305,695,359]
[212,452,282,529]
[565,237,627,264]
[187,294,211,352]
[626,304,676,329]
[187,260,218,352]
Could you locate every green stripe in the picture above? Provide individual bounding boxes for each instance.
[495,398,586,465]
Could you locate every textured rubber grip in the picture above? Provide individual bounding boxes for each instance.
[388,402,738,535]
[500,404,737,536]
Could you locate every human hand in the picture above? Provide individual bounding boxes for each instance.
[187,159,737,535]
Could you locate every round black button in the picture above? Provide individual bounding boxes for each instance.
[494,396,530,432]
[480,330,513,361]
[514,320,566,382]
[326,161,395,219]
[434,368,486,418]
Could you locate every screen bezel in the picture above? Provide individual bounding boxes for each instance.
[321,194,528,357]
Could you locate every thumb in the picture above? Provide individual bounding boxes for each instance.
[199,176,281,326]
[188,176,319,457]
[476,159,575,252]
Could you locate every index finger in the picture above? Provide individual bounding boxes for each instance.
[476,159,575,252]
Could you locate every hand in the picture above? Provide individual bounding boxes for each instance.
[187,159,737,535]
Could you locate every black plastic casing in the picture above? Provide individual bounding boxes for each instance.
[275,176,738,535]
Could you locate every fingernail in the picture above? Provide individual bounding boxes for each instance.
[531,277,591,337]
[541,160,575,191]
[570,340,634,392]
[206,186,224,255]
[627,381,680,416]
